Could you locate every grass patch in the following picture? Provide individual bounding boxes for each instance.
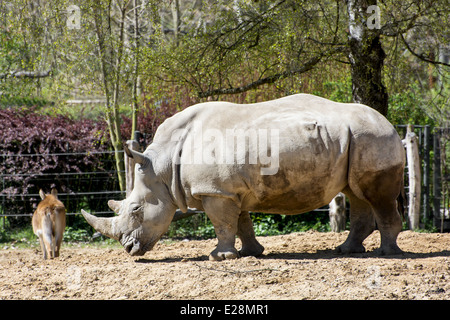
[0,224,121,250]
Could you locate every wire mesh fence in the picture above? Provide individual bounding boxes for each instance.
[1,125,448,231]
[396,125,449,230]
[0,150,125,228]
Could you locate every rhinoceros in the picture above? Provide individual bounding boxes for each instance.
[81,94,405,260]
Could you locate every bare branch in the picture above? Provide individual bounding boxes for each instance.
[379,0,441,37]
[400,33,450,67]
[197,47,346,98]
[0,70,51,80]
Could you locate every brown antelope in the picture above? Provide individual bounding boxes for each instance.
[32,188,66,259]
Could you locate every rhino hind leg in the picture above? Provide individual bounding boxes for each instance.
[339,165,404,255]
[372,201,403,255]
[237,211,264,257]
[360,166,404,255]
[336,187,375,254]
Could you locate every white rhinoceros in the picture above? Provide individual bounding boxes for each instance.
[82,94,406,260]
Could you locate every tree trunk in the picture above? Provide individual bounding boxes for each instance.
[346,0,388,116]
[92,2,127,192]
[131,0,141,138]
[171,0,180,46]
[108,2,129,192]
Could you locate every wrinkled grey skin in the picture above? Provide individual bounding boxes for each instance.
[82,94,406,260]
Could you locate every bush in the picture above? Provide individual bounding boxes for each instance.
[166,213,216,239]
[387,85,434,125]
[0,107,115,227]
[251,212,331,236]
[0,102,177,230]
[63,226,91,242]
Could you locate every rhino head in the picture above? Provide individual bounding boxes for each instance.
[81,146,179,256]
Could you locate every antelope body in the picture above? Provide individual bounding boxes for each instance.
[32,189,66,259]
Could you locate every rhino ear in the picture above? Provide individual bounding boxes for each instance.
[124,141,148,166]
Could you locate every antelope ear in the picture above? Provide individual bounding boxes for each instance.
[39,189,46,200]
[51,188,58,198]
[124,141,148,166]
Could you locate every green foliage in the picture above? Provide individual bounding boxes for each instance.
[166,211,331,240]
[0,223,35,246]
[325,79,352,103]
[63,226,91,242]
[387,84,435,125]
[1,209,332,247]
[0,95,51,108]
[0,218,118,246]
[251,212,331,236]
[313,77,352,103]
[166,213,216,239]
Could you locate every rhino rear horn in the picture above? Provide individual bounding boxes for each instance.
[108,199,123,214]
[124,141,148,165]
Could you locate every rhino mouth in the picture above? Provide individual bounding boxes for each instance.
[120,234,157,256]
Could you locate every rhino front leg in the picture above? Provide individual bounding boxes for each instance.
[202,196,240,261]
[237,211,264,257]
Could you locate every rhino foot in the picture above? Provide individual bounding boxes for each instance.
[239,242,264,258]
[378,244,404,256]
[335,243,366,254]
[209,248,239,261]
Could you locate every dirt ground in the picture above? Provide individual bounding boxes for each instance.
[1,230,450,300]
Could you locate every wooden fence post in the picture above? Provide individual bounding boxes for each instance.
[403,125,421,230]
[329,192,346,232]
[125,139,140,197]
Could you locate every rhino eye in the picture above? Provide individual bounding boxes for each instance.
[131,205,143,214]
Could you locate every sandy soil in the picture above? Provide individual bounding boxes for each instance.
[1,230,449,300]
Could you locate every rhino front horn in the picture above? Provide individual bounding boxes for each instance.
[81,209,121,241]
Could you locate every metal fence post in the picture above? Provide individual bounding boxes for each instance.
[433,130,442,230]
[1,154,4,229]
[422,125,431,225]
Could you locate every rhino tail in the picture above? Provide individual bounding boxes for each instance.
[397,175,406,220]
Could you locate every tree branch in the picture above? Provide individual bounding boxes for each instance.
[377,0,435,37]
[0,69,51,80]
[400,33,450,67]
[197,47,346,98]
